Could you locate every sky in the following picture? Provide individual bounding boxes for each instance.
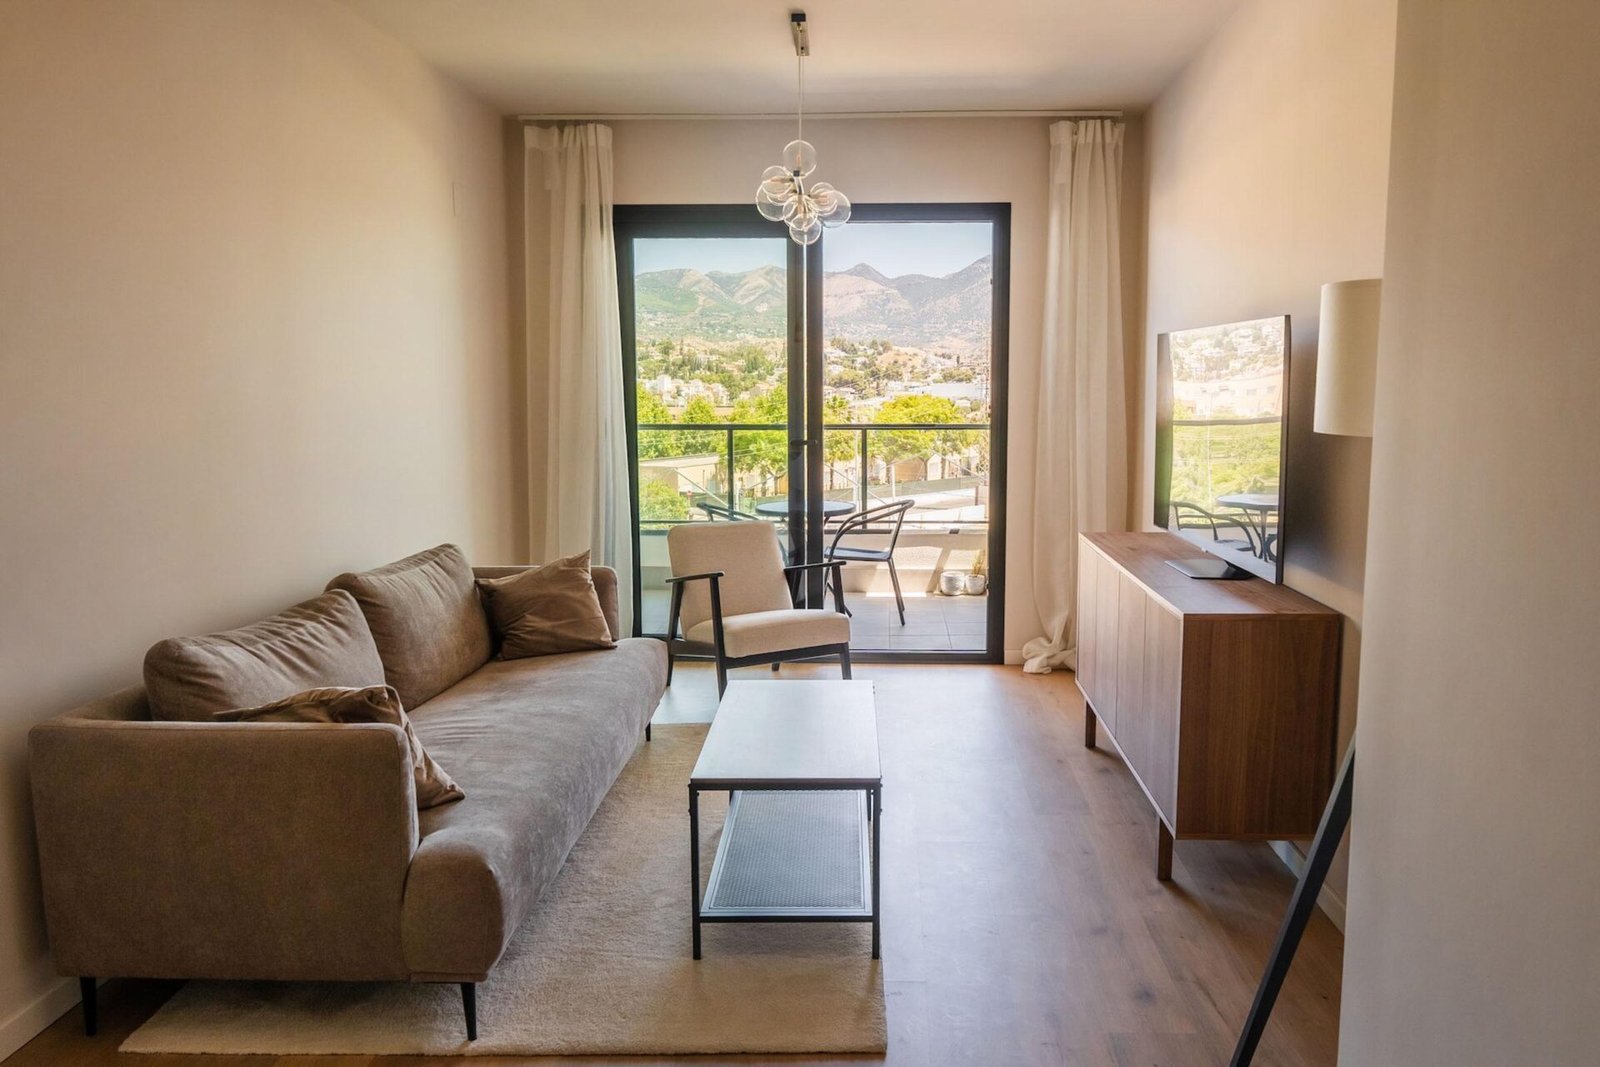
[632,221,991,279]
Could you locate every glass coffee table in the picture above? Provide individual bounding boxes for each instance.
[687,679,881,960]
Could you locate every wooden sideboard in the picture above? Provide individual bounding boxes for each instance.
[1076,531,1341,879]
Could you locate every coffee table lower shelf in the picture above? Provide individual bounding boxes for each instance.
[689,787,880,959]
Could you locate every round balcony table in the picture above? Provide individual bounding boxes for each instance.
[752,500,855,520]
[1215,492,1279,560]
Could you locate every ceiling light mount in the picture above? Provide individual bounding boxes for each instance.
[757,10,849,245]
[790,12,809,57]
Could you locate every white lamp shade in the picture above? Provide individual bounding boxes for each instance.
[1314,278,1382,436]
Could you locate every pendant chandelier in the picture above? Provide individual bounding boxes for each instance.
[756,12,850,245]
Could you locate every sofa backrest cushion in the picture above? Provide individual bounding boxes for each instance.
[326,544,493,709]
[143,589,386,722]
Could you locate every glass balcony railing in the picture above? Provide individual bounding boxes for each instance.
[634,421,991,532]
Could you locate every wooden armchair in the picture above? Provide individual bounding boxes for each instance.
[664,522,851,696]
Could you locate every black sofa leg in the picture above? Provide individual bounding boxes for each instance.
[645,722,652,742]
[80,977,97,1037]
[461,982,477,1042]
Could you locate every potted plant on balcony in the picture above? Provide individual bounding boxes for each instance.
[964,550,988,595]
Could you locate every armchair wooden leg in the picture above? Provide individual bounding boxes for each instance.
[461,982,477,1042]
[79,977,96,1037]
[771,662,781,672]
[839,645,853,680]
[665,583,685,688]
[645,722,652,742]
[715,659,728,696]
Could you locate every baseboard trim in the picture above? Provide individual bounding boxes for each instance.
[0,974,89,1061]
[1269,840,1346,932]
[1004,648,1024,665]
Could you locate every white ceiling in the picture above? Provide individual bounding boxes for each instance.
[344,0,1242,116]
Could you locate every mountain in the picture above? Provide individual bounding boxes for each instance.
[634,255,992,351]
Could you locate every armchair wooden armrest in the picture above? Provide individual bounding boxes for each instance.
[665,570,726,585]
[783,560,848,613]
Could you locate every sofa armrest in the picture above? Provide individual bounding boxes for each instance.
[474,563,622,640]
[29,718,419,982]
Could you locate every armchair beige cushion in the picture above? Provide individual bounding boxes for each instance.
[666,521,792,636]
[686,608,850,659]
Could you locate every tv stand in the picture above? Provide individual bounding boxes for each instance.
[1077,532,1341,880]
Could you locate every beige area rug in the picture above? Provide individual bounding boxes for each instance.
[120,724,886,1056]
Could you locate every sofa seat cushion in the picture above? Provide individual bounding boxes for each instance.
[143,590,386,722]
[687,608,851,659]
[397,637,667,979]
[327,544,493,711]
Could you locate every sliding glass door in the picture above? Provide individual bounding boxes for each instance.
[616,204,1008,662]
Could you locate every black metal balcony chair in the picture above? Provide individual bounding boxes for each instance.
[1171,501,1258,556]
[697,499,757,521]
[824,499,916,625]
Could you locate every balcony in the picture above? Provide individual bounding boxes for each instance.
[635,421,992,654]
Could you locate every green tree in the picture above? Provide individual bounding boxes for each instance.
[635,385,673,459]
[678,396,721,455]
[729,388,788,483]
[638,478,689,522]
[871,395,978,479]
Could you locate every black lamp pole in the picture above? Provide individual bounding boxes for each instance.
[1230,746,1355,1067]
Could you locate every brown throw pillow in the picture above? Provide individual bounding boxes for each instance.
[217,685,464,809]
[476,551,617,660]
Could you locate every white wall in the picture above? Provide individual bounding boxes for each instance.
[0,0,518,1053]
[527,116,1147,658]
[1339,1,1600,1061]
[1141,0,1398,912]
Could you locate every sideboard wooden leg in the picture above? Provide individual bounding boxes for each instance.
[1084,706,1097,749]
[1157,820,1174,881]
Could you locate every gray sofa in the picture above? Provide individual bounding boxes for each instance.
[28,547,667,1040]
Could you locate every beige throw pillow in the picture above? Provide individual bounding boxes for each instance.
[217,685,464,809]
[477,551,617,660]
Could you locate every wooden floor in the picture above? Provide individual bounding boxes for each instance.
[6,663,1342,1067]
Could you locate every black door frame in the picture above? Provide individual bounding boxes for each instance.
[614,202,1010,665]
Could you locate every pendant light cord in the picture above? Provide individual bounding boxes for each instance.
[796,52,804,143]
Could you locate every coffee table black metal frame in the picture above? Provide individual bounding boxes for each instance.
[688,776,881,960]
[686,679,882,961]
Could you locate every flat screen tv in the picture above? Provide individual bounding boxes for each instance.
[1154,315,1290,583]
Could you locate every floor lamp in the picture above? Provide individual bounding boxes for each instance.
[1231,279,1379,1065]
[1230,748,1353,1065]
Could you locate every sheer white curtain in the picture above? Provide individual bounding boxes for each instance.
[527,124,633,631]
[1022,119,1127,675]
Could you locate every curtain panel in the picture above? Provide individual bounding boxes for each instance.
[526,124,633,633]
[1022,119,1128,674]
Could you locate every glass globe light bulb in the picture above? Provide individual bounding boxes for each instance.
[821,189,852,228]
[790,216,823,245]
[781,139,818,178]
[759,164,794,199]
[756,184,789,222]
